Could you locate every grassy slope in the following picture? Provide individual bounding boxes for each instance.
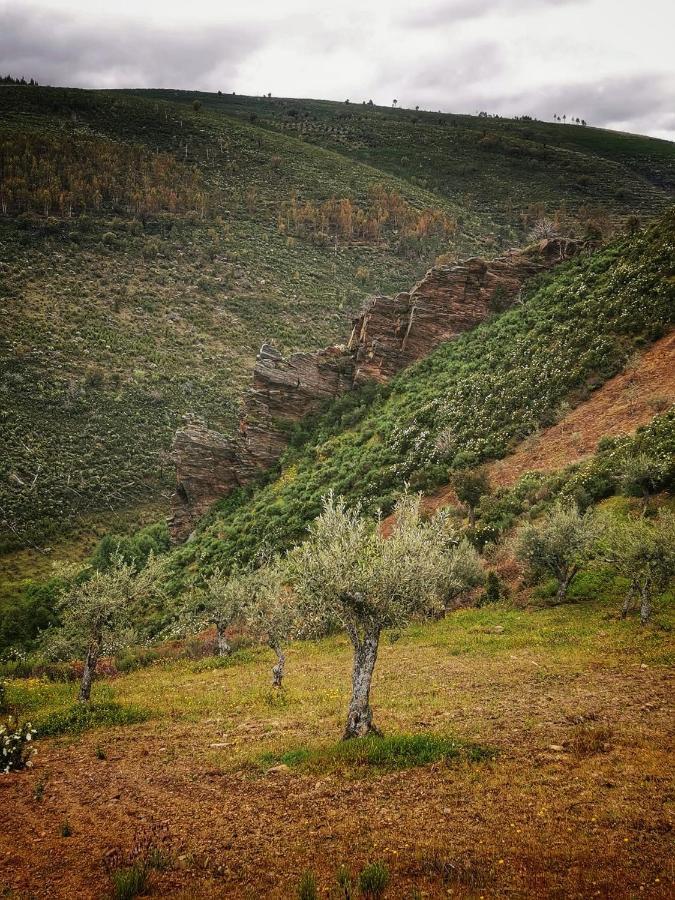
[165,211,674,589]
[0,86,479,559]
[2,598,673,897]
[2,86,674,563]
[132,89,675,231]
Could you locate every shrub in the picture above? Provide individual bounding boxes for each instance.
[478,571,502,605]
[0,680,7,713]
[1,719,36,773]
[358,861,389,898]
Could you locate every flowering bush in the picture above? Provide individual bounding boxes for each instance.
[0,680,6,713]
[1,718,36,773]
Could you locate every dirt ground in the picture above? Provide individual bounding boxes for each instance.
[1,627,673,899]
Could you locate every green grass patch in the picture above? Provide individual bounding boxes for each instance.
[35,700,151,737]
[257,732,493,775]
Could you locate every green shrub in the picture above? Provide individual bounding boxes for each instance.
[0,679,6,713]
[1,719,37,773]
[478,571,502,605]
[36,701,149,737]
[358,861,389,898]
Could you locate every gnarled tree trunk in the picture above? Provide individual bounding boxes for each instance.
[639,578,652,625]
[216,622,231,657]
[271,643,285,687]
[556,565,578,603]
[79,636,102,702]
[343,627,381,740]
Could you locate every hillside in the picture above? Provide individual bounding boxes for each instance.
[158,211,674,599]
[2,85,674,563]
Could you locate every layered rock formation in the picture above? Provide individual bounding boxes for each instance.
[169,237,582,542]
[349,238,579,382]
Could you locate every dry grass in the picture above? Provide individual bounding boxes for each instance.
[0,600,673,898]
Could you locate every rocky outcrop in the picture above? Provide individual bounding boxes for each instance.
[349,238,579,382]
[169,237,582,542]
[169,345,354,542]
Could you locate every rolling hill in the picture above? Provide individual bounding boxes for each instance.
[2,85,674,561]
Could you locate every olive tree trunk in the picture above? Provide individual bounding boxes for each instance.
[79,636,102,702]
[639,579,652,625]
[621,580,638,619]
[343,627,381,740]
[556,565,579,603]
[215,622,231,657]
[271,643,285,687]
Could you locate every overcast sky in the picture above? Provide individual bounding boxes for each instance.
[2,0,674,141]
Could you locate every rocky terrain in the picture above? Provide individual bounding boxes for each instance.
[170,238,582,541]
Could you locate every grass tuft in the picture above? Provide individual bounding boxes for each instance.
[111,862,148,900]
[36,700,150,737]
[358,861,389,898]
[258,732,493,775]
[297,869,319,900]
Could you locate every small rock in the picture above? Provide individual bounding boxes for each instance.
[267,764,290,774]
[548,744,565,752]
[209,742,229,749]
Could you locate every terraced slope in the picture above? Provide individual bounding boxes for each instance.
[0,87,473,554]
[132,89,675,235]
[1,85,673,559]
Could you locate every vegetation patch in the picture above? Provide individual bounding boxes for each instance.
[35,700,150,737]
[257,732,493,775]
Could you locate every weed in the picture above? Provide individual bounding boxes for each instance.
[33,774,47,801]
[358,861,389,898]
[95,746,107,760]
[36,701,150,737]
[259,733,492,776]
[297,869,319,900]
[569,723,613,756]
[335,865,353,898]
[111,863,148,900]
[59,820,73,837]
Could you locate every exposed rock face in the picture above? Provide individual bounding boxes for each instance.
[169,419,243,544]
[349,238,579,382]
[169,237,582,542]
[169,346,354,541]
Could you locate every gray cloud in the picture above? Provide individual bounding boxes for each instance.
[1,1,673,141]
[0,5,264,89]
[402,0,583,29]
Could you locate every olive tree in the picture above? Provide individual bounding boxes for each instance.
[599,510,674,624]
[290,493,484,739]
[244,563,297,688]
[514,502,598,602]
[616,452,670,513]
[52,554,163,701]
[451,469,491,526]
[186,567,248,657]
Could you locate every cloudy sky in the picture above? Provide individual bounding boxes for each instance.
[2,0,674,140]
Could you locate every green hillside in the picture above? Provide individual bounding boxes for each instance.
[1,84,673,563]
[160,212,673,603]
